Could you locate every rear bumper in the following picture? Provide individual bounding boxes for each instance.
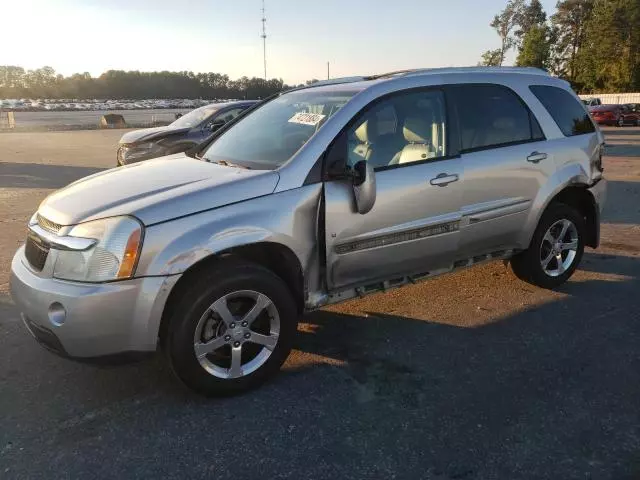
[587,178,607,248]
[10,246,180,358]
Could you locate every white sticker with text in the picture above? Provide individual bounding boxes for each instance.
[288,112,326,126]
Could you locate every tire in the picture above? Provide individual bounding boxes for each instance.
[617,117,624,127]
[165,258,299,396]
[636,118,640,127]
[510,203,586,289]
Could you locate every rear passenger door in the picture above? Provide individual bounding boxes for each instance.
[448,84,552,259]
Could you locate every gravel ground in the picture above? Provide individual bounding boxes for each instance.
[0,127,639,479]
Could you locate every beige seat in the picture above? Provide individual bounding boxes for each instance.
[389,116,437,165]
[347,119,377,166]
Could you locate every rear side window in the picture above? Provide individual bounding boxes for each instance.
[530,85,595,136]
[450,84,543,152]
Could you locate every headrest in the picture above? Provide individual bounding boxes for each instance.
[493,117,516,130]
[403,117,431,143]
[354,119,377,143]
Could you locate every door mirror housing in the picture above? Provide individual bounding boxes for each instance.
[352,160,376,214]
[208,119,226,132]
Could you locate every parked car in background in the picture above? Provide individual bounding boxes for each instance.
[620,104,640,126]
[589,104,640,127]
[116,101,257,165]
[582,97,601,107]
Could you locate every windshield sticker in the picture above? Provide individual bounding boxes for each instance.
[288,112,326,126]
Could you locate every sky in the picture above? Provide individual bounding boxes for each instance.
[3,0,558,85]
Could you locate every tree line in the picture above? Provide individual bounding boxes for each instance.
[481,0,640,93]
[0,66,320,100]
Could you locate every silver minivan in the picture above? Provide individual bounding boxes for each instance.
[11,67,607,395]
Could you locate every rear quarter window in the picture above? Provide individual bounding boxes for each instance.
[530,85,595,137]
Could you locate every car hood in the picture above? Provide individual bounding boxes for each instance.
[38,154,280,226]
[119,126,191,144]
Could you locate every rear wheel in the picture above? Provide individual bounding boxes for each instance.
[165,258,298,396]
[617,116,625,127]
[510,203,585,289]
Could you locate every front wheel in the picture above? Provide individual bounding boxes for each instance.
[510,203,586,289]
[617,116,625,127]
[165,259,299,396]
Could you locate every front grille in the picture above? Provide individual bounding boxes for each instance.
[37,214,62,234]
[25,235,50,271]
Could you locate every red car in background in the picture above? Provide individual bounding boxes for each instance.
[589,104,640,127]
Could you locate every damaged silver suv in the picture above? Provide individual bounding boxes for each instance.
[11,67,607,395]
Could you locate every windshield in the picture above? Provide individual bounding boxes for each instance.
[171,105,219,128]
[201,89,358,169]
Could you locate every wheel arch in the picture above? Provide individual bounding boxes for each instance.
[547,186,599,248]
[158,242,305,348]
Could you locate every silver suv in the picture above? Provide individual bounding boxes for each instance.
[10,67,607,395]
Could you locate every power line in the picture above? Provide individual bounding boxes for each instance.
[261,0,267,81]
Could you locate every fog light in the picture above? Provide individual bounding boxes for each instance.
[48,302,66,326]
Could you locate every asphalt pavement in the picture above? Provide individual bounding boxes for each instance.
[0,127,639,479]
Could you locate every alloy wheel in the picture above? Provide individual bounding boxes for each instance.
[539,219,579,277]
[193,290,280,379]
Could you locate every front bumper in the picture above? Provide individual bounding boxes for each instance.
[10,246,180,358]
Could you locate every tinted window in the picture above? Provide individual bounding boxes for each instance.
[530,85,595,136]
[451,84,541,152]
[346,90,447,170]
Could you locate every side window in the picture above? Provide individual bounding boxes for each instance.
[217,107,244,124]
[346,90,447,170]
[450,84,541,152]
[529,85,596,136]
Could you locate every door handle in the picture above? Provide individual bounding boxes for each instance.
[430,173,459,187]
[527,151,547,163]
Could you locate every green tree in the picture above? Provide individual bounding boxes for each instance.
[551,0,594,81]
[479,49,503,66]
[576,0,640,92]
[480,0,525,66]
[515,0,547,43]
[516,24,551,68]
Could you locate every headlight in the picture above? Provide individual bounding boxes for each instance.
[53,216,143,282]
[123,141,162,160]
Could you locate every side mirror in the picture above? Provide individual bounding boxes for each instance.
[209,119,226,132]
[352,160,376,214]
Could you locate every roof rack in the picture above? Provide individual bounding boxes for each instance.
[370,66,550,79]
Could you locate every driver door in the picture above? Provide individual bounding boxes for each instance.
[324,89,465,290]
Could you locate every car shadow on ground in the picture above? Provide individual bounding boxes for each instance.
[0,162,107,189]
[605,144,640,157]
[2,250,640,477]
[602,127,640,136]
[601,180,640,226]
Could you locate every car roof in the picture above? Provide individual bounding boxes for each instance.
[205,100,258,108]
[293,66,554,95]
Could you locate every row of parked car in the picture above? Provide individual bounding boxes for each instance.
[585,100,640,127]
[0,98,221,111]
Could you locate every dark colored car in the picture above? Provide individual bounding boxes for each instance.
[116,101,257,165]
[589,104,640,127]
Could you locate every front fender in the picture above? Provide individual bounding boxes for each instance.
[517,162,591,248]
[135,184,323,277]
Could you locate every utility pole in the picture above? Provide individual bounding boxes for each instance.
[327,62,330,80]
[261,0,267,81]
